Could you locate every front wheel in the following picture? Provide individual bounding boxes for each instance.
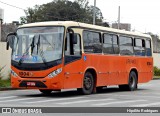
[78,72,94,95]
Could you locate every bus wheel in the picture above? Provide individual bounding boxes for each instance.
[79,72,94,95]
[128,71,138,91]
[39,89,52,94]
[119,71,137,91]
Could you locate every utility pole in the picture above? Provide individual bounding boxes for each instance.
[118,6,120,29]
[93,0,96,25]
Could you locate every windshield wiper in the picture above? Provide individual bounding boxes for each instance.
[18,34,48,66]
[18,36,35,65]
[39,49,47,65]
[37,35,47,65]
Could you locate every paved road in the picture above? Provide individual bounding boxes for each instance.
[0,79,160,107]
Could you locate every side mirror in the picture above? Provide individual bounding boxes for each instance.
[73,34,78,44]
[67,28,77,44]
[6,32,16,50]
[67,28,78,55]
[69,33,78,44]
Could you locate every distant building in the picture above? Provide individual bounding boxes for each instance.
[112,23,131,31]
[1,23,18,42]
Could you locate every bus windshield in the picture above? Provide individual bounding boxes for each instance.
[12,26,64,64]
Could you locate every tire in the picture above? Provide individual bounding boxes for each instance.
[128,71,138,91]
[39,89,52,94]
[119,71,137,91]
[78,72,94,95]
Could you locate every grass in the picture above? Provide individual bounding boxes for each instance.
[153,76,160,79]
[0,79,11,88]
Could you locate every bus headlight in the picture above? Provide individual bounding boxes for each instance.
[11,70,18,77]
[48,68,62,78]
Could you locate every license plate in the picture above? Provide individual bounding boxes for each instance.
[27,82,36,86]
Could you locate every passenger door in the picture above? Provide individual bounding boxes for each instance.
[63,33,83,89]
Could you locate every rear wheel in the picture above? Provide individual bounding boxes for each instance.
[39,89,52,94]
[128,71,138,91]
[119,71,137,91]
[78,72,94,95]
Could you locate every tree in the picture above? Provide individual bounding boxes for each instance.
[20,0,104,25]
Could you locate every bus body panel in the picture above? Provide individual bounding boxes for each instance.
[11,55,153,90]
[63,58,84,89]
[81,54,153,87]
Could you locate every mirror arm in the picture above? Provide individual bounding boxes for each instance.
[6,32,16,50]
[7,32,16,37]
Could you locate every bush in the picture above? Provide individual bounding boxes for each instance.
[154,66,160,76]
[0,79,11,87]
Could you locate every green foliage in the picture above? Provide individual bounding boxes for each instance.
[0,79,11,88]
[0,66,11,87]
[20,0,103,25]
[154,66,160,76]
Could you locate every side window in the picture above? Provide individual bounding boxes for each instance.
[103,34,119,54]
[73,34,81,56]
[65,33,81,56]
[83,31,102,53]
[146,39,152,56]
[65,33,70,55]
[134,38,145,56]
[119,36,133,55]
[65,33,81,64]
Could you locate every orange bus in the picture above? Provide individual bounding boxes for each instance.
[6,21,153,95]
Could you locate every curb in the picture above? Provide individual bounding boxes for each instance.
[153,78,160,80]
[0,87,21,91]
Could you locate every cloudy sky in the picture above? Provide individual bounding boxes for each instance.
[0,0,160,34]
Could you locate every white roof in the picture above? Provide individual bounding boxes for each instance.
[19,21,151,38]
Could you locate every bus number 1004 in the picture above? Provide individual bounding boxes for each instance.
[19,72,31,77]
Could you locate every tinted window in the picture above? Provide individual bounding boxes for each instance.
[146,40,152,56]
[134,38,145,56]
[119,36,132,46]
[83,31,102,53]
[119,36,133,55]
[146,40,151,48]
[135,39,142,47]
[103,34,119,54]
[73,34,81,56]
[65,33,81,64]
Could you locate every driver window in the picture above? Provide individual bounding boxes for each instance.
[65,33,81,64]
[73,34,81,56]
